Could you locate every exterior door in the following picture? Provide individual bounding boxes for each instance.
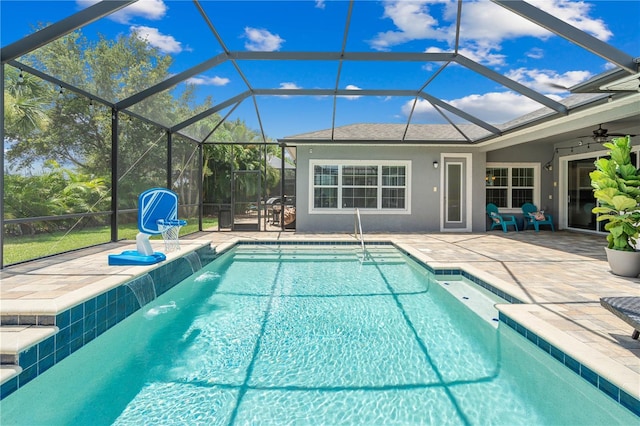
[567,158,597,231]
[232,170,261,231]
[441,154,471,231]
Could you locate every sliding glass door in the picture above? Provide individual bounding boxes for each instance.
[567,158,597,231]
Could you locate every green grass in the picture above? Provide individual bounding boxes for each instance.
[3,219,217,265]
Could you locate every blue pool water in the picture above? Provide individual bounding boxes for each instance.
[0,244,636,425]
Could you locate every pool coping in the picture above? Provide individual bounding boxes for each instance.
[1,237,639,417]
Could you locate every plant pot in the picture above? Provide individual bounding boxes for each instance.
[605,247,640,278]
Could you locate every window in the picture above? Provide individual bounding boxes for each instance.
[486,163,539,209]
[311,161,410,212]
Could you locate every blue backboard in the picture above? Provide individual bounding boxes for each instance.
[138,188,179,235]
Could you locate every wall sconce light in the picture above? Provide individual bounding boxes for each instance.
[433,161,439,169]
[544,162,553,171]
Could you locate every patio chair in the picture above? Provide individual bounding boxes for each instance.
[486,203,518,233]
[521,203,554,232]
[600,297,640,339]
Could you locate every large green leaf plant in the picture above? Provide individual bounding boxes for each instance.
[590,136,640,251]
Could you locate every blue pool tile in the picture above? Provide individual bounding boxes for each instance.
[550,345,564,363]
[38,336,55,360]
[620,390,640,417]
[96,293,107,309]
[564,355,580,375]
[598,376,619,401]
[38,353,55,374]
[0,377,18,399]
[18,346,37,369]
[70,319,84,342]
[69,337,83,354]
[70,304,83,323]
[55,326,70,348]
[525,330,538,344]
[18,365,37,387]
[96,320,108,336]
[84,298,96,315]
[56,310,70,329]
[107,288,118,306]
[84,329,96,345]
[84,311,96,333]
[537,337,551,353]
[580,365,598,387]
[55,345,70,363]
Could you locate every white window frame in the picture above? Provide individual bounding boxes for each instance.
[309,160,411,214]
[486,162,540,213]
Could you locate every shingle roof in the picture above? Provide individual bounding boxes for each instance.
[282,93,608,143]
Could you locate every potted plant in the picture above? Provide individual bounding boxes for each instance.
[590,136,640,277]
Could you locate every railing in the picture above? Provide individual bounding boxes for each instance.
[354,208,365,255]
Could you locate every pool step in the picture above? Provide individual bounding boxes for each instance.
[0,326,58,393]
[233,246,406,264]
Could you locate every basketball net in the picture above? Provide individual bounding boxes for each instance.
[158,221,183,252]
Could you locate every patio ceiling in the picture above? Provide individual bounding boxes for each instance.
[2,0,639,146]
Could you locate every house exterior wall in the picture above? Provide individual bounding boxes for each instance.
[295,145,487,233]
[486,141,557,222]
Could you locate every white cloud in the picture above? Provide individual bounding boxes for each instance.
[130,26,182,54]
[505,68,592,93]
[275,82,301,98]
[403,92,544,124]
[186,76,230,86]
[369,1,446,51]
[458,1,611,43]
[315,0,326,10]
[78,0,167,24]
[341,84,362,100]
[279,82,301,90]
[244,27,284,52]
[526,48,544,60]
[529,0,612,41]
[370,0,613,64]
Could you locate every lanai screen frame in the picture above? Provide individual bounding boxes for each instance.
[1,0,638,268]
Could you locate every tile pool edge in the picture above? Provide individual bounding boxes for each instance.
[394,242,640,418]
[0,245,215,400]
[498,306,640,417]
[2,239,638,418]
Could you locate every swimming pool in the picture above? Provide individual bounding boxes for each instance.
[0,244,637,425]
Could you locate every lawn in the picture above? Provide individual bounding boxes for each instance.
[3,219,217,265]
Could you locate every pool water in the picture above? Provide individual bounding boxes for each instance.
[0,244,636,425]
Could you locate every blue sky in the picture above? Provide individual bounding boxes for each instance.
[2,0,639,140]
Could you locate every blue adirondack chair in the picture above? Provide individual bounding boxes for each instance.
[521,203,554,232]
[486,203,518,233]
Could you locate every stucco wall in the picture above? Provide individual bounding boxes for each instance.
[486,141,556,220]
[295,145,487,233]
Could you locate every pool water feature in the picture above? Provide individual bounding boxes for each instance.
[0,244,636,425]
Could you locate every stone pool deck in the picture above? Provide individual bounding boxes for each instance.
[0,231,638,404]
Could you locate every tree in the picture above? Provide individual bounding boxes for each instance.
[3,66,50,139]
[4,28,282,234]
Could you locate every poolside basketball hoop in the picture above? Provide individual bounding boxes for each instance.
[157,218,185,252]
[108,188,187,265]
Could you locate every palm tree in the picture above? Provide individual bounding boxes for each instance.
[3,67,50,137]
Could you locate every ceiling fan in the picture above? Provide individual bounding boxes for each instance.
[581,124,632,143]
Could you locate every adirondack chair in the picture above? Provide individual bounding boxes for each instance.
[486,203,518,233]
[521,202,554,232]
